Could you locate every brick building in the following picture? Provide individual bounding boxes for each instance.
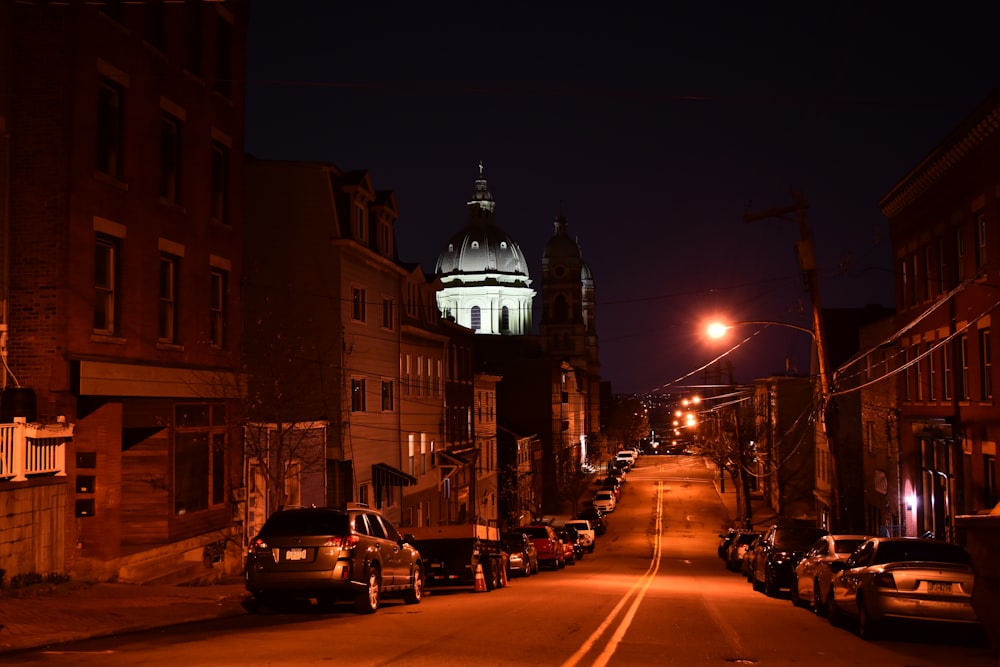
[881,90,1000,539]
[1,2,247,583]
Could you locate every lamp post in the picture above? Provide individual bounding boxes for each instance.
[707,319,842,531]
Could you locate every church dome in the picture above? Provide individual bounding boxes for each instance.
[435,171,531,280]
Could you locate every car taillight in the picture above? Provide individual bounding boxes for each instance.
[249,537,269,552]
[323,534,360,549]
[873,572,896,589]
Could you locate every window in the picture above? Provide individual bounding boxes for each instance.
[915,344,924,401]
[924,244,935,300]
[980,328,992,400]
[937,236,948,292]
[379,221,392,255]
[158,255,178,343]
[351,378,367,412]
[959,334,970,400]
[209,269,227,348]
[955,225,965,283]
[928,343,937,401]
[381,380,394,411]
[943,343,954,401]
[352,287,367,322]
[160,112,182,203]
[214,15,232,98]
[406,282,419,317]
[976,211,987,272]
[865,421,875,454]
[210,142,228,224]
[899,258,908,307]
[471,305,481,331]
[501,305,510,332]
[354,204,367,242]
[382,297,394,330]
[94,235,119,334]
[358,484,368,507]
[408,435,415,477]
[184,0,203,77]
[97,77,124,179]
[904,346,914,402]
[144,0,166,51]
[986,454,997,508]
[173,403,227,515]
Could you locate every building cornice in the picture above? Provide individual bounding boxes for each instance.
[880,91,1000,218]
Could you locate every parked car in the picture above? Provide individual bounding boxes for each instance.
[554,527,579,564]
[245,506,423,614]
[718,528,738,559]
[823,537,980,639]
[501,532,539,577]
[592,489,617,513]
[563,519,596,553]
[752,524,830,597]
[521,524,564,569]
[599,478,622,499]
[578,507,607,536]
[791,534,870,609]
[725,531,761,572]
[742,534,761,581]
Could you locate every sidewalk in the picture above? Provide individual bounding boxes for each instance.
[0,577,249,655]
[712,468,780,533]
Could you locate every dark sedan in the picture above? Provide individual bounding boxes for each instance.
[752,524,829,597]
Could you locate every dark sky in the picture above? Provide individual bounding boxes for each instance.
[245,1,999,395]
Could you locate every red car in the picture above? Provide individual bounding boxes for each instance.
[520,525,564,569]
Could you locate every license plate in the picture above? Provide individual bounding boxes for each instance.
[285,548,307,561]
[928,581,952,593]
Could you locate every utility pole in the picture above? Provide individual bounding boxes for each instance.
[744,190,842,531]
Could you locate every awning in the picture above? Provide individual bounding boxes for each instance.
[371,462,417,511]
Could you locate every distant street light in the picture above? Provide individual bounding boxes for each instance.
[705,318,843,531]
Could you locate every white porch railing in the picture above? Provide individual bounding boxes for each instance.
[0,417,72,481]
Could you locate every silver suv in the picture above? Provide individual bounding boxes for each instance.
[245,506,423,613]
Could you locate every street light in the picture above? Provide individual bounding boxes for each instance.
[706,318,842,531]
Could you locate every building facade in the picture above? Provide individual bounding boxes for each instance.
[1,2,248,583]
[881,91,1000,540]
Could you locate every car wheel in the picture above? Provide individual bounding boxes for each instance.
[403,565,423,605]
[812,581,826,617]
[857,595,880,640]
[354,566,381,614]
[763,572,776,597]
[826,590,843,627]
[790,576,803,606]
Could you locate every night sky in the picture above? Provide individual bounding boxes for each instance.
[245,1,999,395]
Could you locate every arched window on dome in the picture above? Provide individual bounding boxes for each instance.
[500,241,508,249]
[471,305,481,331]
[554,294,569,323]
[500,305,510,332]
[471,241,479,249]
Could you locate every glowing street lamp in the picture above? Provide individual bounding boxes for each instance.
[705,317,842,530]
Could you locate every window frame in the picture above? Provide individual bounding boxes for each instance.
[351,378,367,412]
[97,77,124,180]
[160,111,183,203]
[209,268,227,349]
[94,234,120,335]
[158,254,179,343]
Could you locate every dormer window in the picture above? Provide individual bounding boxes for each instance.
[500,241,507,249]
[354,204,368,243]
[471,241,479,249]
[448,243,454,252]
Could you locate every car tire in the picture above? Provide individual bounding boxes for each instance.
[403,566,423,605]
[763,573,776,597]
[752,571,763,592]
[812,581,826,617]
[790,576,803,606]
[826,590,843,627]
[857,595,880,640]
[354,566,381,614]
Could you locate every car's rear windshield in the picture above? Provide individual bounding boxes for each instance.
[874,541,971,565]
[773,527,828,550]
[737,533,759,545]
[523,527,551,539]
[260,510,350,537]
[833,538,866,555]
